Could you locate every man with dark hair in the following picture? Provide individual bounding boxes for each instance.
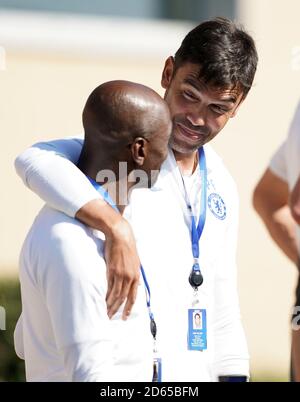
[14,81,171,381]
[15,18,258,381]
[162,17,256,158]
[174,18,257,96]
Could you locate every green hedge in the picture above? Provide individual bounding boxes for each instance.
[0,279,25,381]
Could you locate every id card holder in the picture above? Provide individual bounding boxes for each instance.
[152,357,162,382]
[152,337,162,382]
[187,308,207,351]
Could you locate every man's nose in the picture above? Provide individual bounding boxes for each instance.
[186,104,207,127]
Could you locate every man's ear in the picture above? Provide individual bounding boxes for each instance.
[131,138,148,167]
[161,56,175,90]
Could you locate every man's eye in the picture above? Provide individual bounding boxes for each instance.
[183,90,197,101]
[211,105,227,114]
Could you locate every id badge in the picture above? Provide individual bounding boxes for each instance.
[187,309,207,351]
[152,357,162,382]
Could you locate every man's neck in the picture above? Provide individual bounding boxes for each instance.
[173,149,198,176]
[102,178,131,215]
[78,157,130,214]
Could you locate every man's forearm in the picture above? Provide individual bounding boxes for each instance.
[76,198,141,319]
[290,175,300,225]
[253,169,299,265]
[256,204,298,265]
[76,198,124,235]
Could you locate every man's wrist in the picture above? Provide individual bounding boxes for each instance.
[108,216,135,245]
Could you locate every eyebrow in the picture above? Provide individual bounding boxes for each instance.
[183,77,238,104]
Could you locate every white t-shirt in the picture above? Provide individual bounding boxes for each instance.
[269,100,300,250]
[15,206,153,382]
[15,139,250,381]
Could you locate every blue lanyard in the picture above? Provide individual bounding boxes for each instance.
[184,147,207,288]
[86,178,119,213]
[86,176,157,338]
[191,147,207,260]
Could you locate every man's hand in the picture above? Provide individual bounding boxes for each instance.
[76,199,140,320]
[290,174,300,225]
[105,218,140,320]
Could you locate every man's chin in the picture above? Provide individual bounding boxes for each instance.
[169,137,202,154]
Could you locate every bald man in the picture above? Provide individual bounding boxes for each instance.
[14,81,171,382]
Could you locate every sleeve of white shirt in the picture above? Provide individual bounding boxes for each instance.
[269,141,288,182]
[14,136,101,217]
[39,214,114,381]
[212,181,250,379]
[269,101,300,182]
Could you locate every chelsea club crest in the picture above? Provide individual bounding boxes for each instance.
[208,193,226,220]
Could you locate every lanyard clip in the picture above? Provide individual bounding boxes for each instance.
[189,266,203,288]
[150,318,157,340]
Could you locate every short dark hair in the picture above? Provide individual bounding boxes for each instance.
[174,17,258,97]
